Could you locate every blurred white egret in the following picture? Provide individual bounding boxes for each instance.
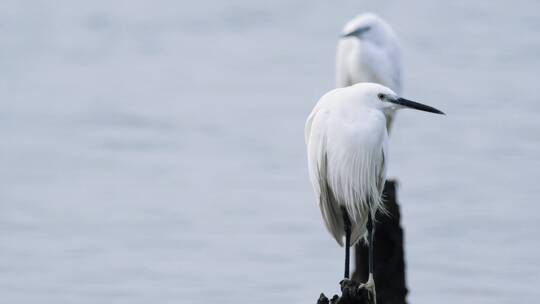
[305,83,443,302]
[336,13,402,129]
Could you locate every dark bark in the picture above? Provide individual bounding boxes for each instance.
[316,180,408,304]
[353,180,408,304]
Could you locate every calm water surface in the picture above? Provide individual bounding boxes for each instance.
[1,1,539,303]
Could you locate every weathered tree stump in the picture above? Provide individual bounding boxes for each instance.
[316,180,408,304]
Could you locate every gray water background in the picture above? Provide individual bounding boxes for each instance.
[1,0,539,303]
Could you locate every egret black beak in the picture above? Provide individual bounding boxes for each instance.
[392,97,445,115]
[340,26,370,38]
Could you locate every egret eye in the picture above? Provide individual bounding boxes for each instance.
[377,93,385,100]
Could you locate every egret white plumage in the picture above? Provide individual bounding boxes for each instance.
[305,83,443,302]
[336,13,402,129]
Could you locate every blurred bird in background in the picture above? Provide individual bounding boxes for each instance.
[336,13,402,130]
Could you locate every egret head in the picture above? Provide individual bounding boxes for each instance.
[354,83,445,116]
[340,13,395,45]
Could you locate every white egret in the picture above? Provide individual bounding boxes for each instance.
[305,83,443,302]
[336,13,402,129]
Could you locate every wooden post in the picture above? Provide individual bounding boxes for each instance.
[317,180,408,304]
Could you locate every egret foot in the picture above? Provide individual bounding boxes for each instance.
[340,279,369,303]
[358,274,377,304]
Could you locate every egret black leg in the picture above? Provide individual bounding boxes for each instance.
[366,212,375,276]
[342,207,351,279]
[364,209,377,304]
